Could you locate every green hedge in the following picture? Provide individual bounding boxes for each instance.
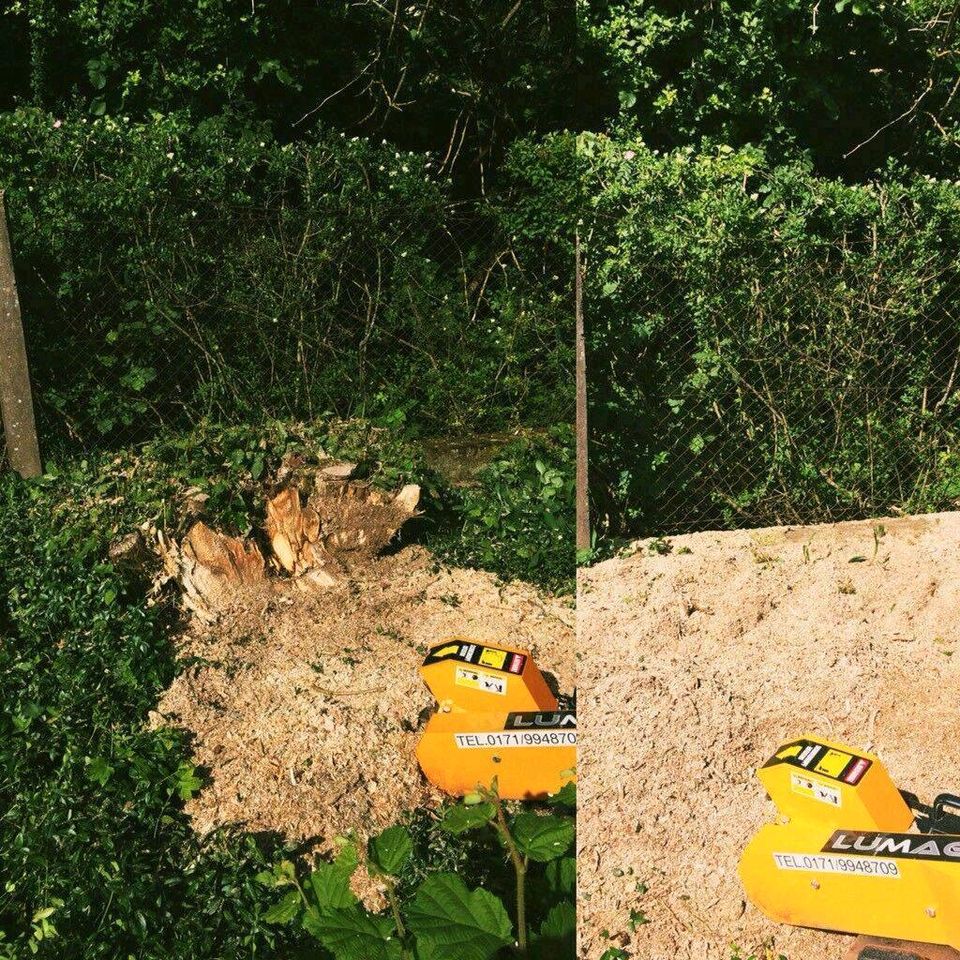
[581,133,960,535]
[2,0,578,192]
[0,110,572,447]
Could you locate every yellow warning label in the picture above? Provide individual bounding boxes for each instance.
[479,648,507,669]
[454,667,507,696]
[814,749,852,778]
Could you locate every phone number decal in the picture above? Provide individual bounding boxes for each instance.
[773,852,900,878]
[454,731,577,749]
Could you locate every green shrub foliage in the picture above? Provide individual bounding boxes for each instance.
[2,0,578,191]
[583,0,960,180]
[582,134,960,534]
[0,112,573,447]
[0,468,296,958]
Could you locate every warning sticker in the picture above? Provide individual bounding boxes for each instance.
[790,772,842,807]
[479,648,507,670]
[423,641,526,675]
[455,667,507,696]
[814,749,852,779]
[773,852,900,878]
[765,739,872,785]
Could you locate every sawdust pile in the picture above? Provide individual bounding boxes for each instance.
[149,462,574,869]
[578,512,960,960]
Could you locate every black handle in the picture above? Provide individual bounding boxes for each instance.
[932,792,960,831]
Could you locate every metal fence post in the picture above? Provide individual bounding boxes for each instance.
[575,230,590,553]
[0,190,42,478]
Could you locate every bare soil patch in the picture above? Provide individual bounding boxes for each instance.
[147,471,574,887]
[578,512,960,960]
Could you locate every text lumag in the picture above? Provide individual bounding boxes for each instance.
[505,712,576,729]
[827,832,960,859]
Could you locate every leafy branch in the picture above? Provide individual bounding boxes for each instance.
[257,781,576,959]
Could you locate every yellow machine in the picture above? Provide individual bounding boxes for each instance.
[415,637,576,800]
[740,735,960,956]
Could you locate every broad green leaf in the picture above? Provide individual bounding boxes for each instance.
[85,757,114,786]
[406,873,512,960]
[367,825,412,876]
[258,859,297,889]
[512,813,575,862]
[540,901,575,939]
[303,905,402,960]
[309,861,357,909]
[263,889,301,924]
[545,856,576,894]
[547,781,577,810]
[334,834,360,873]
[441,802,496,834]
[174,762,203,801]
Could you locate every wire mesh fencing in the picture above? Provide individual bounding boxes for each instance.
[11,155,960,546]
[2,157,571,463]
[583,207,960,539]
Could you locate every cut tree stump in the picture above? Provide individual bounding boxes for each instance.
[158,476,422,617]
[265,480,420,582]
[159,522,269,621]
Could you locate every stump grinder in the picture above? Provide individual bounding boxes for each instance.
[740,735,960,960]
[415,637,576,800]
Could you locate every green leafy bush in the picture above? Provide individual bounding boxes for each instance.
[257,785,576,959]
[0,110,570,448]
[583,0,958,180]
[434,426,575,593]
[2,0,577,189]
[581,133,960,536]
[0,470,297,959]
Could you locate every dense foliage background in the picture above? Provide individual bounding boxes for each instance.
[8,0,960,952]
[1,4,576,957]
[583,0,960,537]
[3,0,578,193]
[1,112,576,446]
[583,0,960,179]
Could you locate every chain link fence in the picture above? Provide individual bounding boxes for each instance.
[583,206,960,539]
[2,157,570,463]
[11,156,959,546]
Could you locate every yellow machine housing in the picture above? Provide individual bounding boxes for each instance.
[419,637,557,713]
[740,735,960,949]
[415,638,576,800]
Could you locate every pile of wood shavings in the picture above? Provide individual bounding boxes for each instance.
[152,544,574,866]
